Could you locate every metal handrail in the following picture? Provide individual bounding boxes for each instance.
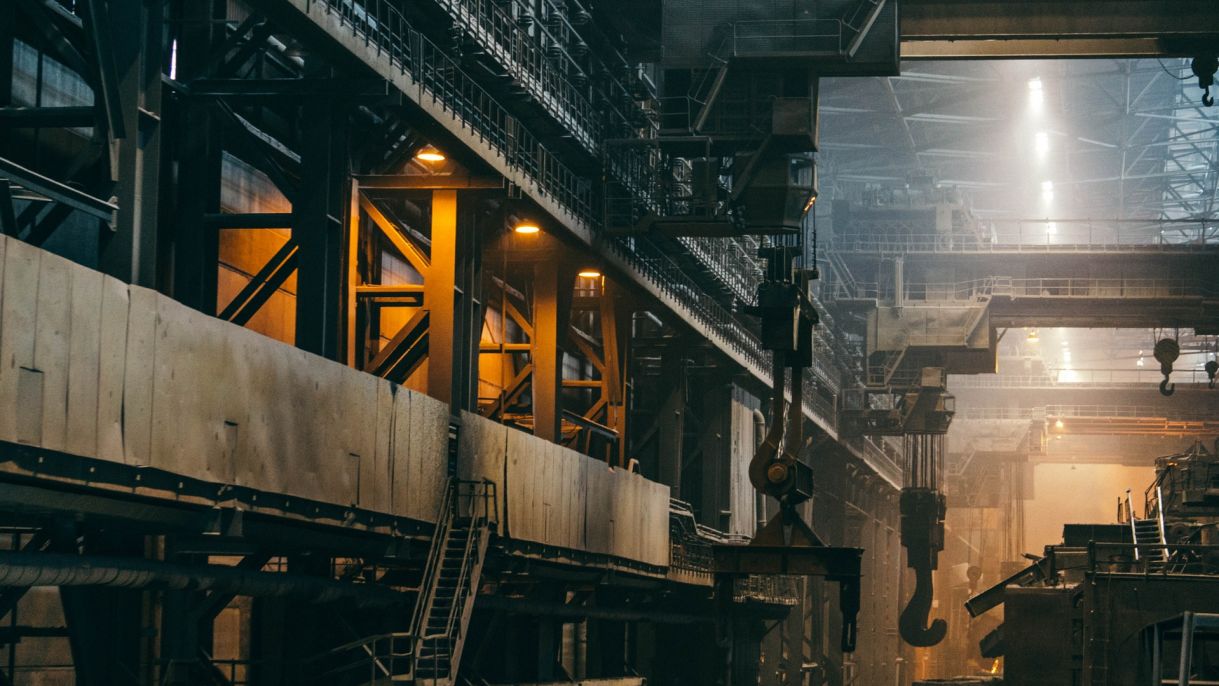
[842,277,1218,302]
[410,479,456,650]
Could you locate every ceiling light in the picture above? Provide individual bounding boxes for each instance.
[415,146,445,162]
[513,222,540,234]
[1028,77,1043,92]
[1055,419,1065,430]
[1027,329,1039,343]
[578,269,602,279]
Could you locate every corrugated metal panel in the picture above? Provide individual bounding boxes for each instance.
[96,275,128,463]
[64,267,103,458]
[406,390,449,521]
[122,287,158,466]
[0,239,676,567]
[32,250,71,453]
[365,380,394,513]
[151,292,245,485]
[0,236,36,445]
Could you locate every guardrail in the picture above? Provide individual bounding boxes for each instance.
[832,234,1219,255]
[843,277,1218,302]
[958,405,1219,422]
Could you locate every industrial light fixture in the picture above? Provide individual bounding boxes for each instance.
[1027,329,1040,343]
[513,222,541,235]
[577,269,602,279]
[1055,419,1065,430]
[415,145,446,163]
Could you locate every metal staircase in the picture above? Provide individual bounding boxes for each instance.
[1128,488,1169,572]
[412,480,496,686]
[305,480,496,686]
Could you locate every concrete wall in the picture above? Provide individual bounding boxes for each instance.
[458,410,670,568]
[0,236,670,569]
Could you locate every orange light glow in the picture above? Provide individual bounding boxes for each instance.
[415,146,446,162]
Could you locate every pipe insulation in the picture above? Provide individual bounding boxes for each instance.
[0,551,411,607]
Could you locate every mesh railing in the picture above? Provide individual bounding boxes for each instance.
[301,0,873,464]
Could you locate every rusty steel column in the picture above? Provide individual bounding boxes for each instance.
[599,280,630,466]
[532,262,564,442]
[427,190,459,404]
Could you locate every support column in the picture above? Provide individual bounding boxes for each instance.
[600,281,630,466]
[293,90,347,358]
[169,0,223,312]
[98,0,163,287]
[698,383,732,530]
[428,190,458,404]
[656,346,686,495]
[532,262,573,442]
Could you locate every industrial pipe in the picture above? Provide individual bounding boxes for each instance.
[0,551,411,608]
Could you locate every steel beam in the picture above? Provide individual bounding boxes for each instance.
[218,239,300,326]
[0,106,96,128]
[901,0,1219,58]
[0,157,117,224]
[203,212,293,229]
[97,0,162,287]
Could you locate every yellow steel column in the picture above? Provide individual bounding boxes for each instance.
[428,190,458,404]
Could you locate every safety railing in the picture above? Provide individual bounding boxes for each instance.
[958,405,1219,422]
[733,574,802,605]
[304,0,597,223]
[303,632,413,685]
[432,0,600,153]
[951,370,1218,388]
[844,277,1218,303]
[728,19,847,57]
[832,234,1219,255]
[1087,542,1219,576]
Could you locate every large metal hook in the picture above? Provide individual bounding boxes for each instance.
[898,488,947,647]
[1205,87,1216,108]
[899,565,948,647]
[1161,378,1176,396]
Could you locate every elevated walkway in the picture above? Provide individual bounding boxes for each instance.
[835,277,1219,329]
[957,405,1219,436]
[248,0,889,479]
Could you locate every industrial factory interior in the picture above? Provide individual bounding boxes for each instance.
[4,1,1219,684]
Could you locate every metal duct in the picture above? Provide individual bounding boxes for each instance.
[0,551,410,608]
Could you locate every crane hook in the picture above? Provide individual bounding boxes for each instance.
[1161,378,1176,396]
[1206,87,1216,108]
[898,488,948,647]
[899,565,948,647]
